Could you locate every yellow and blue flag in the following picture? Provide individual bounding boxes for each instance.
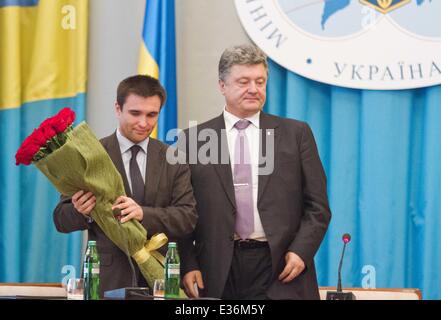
[0,0,87,282]
[138,0,177,144]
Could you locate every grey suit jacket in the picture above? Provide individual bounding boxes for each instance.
[53,133,197,296]
[177,112,331,299]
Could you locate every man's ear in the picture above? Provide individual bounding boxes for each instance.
[115,102,122,116]
[218,79,226,96]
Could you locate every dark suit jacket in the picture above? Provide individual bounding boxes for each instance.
[177,112,331,299]
[53,133,197,297]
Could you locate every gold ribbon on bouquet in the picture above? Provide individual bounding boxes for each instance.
[132,233,168,265]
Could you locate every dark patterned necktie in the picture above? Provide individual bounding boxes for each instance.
[130,145,144,204]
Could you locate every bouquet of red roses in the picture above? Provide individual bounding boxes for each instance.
[15,108,168,290]
[15,108,75,165]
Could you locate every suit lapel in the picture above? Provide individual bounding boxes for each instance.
[106,132,132,197]
[258,112,280,204]
[144,138,164,206]
[210,114,236,208]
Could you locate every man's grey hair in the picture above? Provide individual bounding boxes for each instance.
[218,44,268,82]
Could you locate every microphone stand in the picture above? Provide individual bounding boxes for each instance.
[337,241,347,293]
[326,235,356,300]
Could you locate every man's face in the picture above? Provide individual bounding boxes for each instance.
[219,63,267,118]
[115,93,161,143]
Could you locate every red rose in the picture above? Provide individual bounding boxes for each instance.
[15,148,31,165]
[47,108,75,133]
[58,108,76,126]
[30,128,48,147]
[21,133,40,151]
[39,116,57,129]
[15,140,41,165]
[53,119,68,133]
[40,123,57,140]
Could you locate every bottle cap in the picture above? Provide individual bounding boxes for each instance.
[88,240,96,246]
[168,242,176,247]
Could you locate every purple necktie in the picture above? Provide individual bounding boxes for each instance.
[233,120,254,240]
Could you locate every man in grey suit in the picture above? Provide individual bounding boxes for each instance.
[53,75,197,297]
[177,45,331,300]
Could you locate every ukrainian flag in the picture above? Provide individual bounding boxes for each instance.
[138,0,177,144]
[0,0,87,282]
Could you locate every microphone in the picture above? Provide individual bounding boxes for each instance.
[337,233,351,292]
[326,233,356,300]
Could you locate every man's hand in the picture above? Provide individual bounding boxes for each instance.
[183,270,204,298]
[278,252,306,283]
[72,190,96,216]
[112,196,143,223]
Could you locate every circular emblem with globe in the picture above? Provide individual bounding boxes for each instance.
[234,0,441,90]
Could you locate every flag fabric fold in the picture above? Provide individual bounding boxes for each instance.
[0,0,88,283]
[138,0,177,144]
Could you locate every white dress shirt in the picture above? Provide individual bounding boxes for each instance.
[116,128,148,195]
[223,108,267,241]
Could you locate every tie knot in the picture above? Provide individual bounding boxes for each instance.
[234,119,251,131]
[130,145,142,158]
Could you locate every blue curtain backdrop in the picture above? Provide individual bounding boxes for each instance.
[266,59,441,299]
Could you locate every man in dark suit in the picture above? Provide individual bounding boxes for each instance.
[177,44,331,300]
[53,75,197,297]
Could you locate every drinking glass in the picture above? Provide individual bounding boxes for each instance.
[153,279,165,300]
[66,278,84,300]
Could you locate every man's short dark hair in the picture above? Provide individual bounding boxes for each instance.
[116,75,167,109]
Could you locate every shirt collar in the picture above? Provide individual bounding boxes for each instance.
[116,128,149,155]
[223,107,260,132]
